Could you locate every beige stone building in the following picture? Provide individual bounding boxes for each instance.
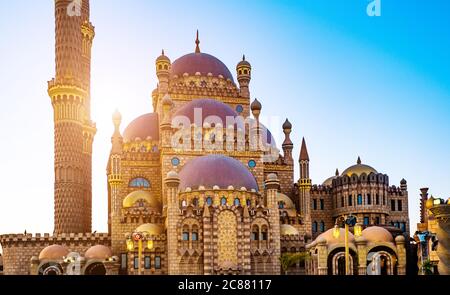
[0,0,411,275]
[414,189,450,275]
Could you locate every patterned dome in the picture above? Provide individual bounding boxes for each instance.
[173,99,239,127]
[123,113,159,142]
[179,155,258,191]
[171,52,234,82]
[84,245,112,261]
[342,157,377,177]
[38,245,69,261]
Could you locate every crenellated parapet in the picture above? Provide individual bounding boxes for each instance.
[0,233,110,247]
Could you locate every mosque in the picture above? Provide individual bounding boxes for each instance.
[0,0,413,275]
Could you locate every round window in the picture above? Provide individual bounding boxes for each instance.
[236,105,244,113]
[171,157,180,166]
[248,160,257,168]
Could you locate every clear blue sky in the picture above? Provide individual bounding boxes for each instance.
[0,0,449,235]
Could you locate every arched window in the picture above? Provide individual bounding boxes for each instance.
[155,256,161,269]
[312,221,318,233]
[261,226,268,241]
[192,232,198,241]
[278,201,285,209]
[246,199,252,207]
[181,199,187,207]
[221,197,227,206]
[129,178,150,188]
[182,231,189,241]
[206,196,213,206]
[234,198,241,206]
[251,225,259,241]
[320,221,325,233]
[357,194,363,205]
[192,198,199,207]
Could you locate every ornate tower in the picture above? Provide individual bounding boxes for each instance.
[156,50,171,95]
[298,137,312,235]
[48,0,96,234]
[282,119,293,165]
[237,55,251,98]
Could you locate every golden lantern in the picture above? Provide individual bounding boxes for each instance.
[126,239,134,251]
[147,239,154,250]
[333,225,340,239]
[354,223,362,237]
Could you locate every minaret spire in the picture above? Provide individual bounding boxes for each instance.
[195,30,201,53]
[357,156,362,165]
[300,137,310,161]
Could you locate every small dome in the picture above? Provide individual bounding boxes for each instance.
[342,157,377,177]
[171,52,234,82]
[156,50,170,63]
[39,245,69,261]
[282,119,292,130]
[123,113,159,142]
[361,226,394,244]
[251,98,262,112]
[280,224,299,236]
[135,223,165,236]
[179,155,258,191]
[237,55,251,68]
[173,98,239,127]
[166,171,179,179]
[400,178,407,185]
[323,176,337,186]
[84,245,112,261]
[267,173,278,181]
[317,228,355,245]
[278,193,295,209]
[123,191,161,211]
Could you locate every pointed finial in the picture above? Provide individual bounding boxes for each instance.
[243,54,246,61]
[335,168,339,176]
[300,137,310,161]
[195,30,201,53]
[357,156,361,165]
[162,49,165,56]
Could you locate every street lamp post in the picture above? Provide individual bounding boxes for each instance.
[333,215,361,275]
[126,231,154,275]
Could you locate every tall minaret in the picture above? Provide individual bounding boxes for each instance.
[48,0,96,234]
[298,138,312,236]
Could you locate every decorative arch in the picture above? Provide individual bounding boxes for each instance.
[129,177,150,188]
[327,247,358,275]
[367,245,398,275]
